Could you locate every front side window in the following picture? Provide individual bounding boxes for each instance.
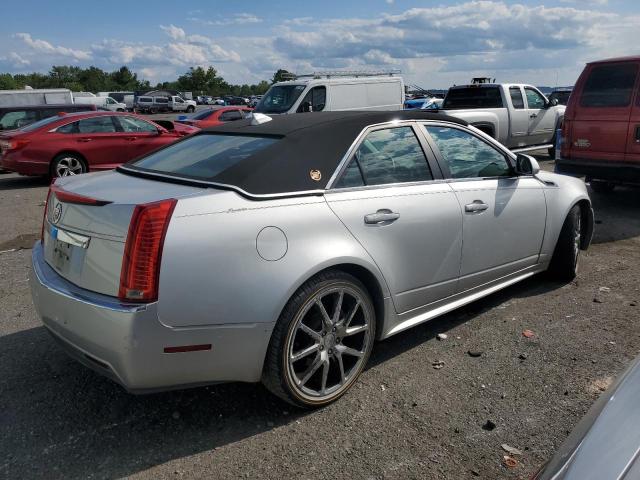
[254,84,306,114]
[334,126,432,188]
[424,126,511,179]
[581,63,638,108]
[509,87,525,109]
[524,88,546,109]
[77,116,117,133]
[117,116,158,133]
[297,86,326,112]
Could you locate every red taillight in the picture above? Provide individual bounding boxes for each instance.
[50,185,112,206]
[40,184,54,244]
[119,199,177,303]
[5,138,30,151]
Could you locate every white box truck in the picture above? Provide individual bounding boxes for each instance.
[73,93,127,112]
[0,88,74,107]
[254,71,404,115]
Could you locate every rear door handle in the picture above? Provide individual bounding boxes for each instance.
[364,209,400,225]
[465,201,489,213]
[125,137,138,141]
[77,138,92,143]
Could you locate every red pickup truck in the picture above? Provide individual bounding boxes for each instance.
[557,55,640,192]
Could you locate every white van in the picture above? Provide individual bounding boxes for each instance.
[0,88,73,108]
[73,94,127,112]
[254,72,404,115]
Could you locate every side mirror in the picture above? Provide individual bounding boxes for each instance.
[546,98,558,108]
[515,153,540,176]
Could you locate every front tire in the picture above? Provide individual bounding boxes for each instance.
[262,270,376,408]
[50,154,87,178]
[186,106,195,113]
[548,205,582,282]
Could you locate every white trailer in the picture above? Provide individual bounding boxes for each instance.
[0,88,74,107]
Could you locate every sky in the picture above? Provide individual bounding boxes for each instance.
[0,0,638,89]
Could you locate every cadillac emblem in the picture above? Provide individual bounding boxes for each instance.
[309,169,322,181]
[52,202,63,225]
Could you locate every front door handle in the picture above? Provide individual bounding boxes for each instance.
[125,137,138,141]
[465,201,489,213]
[77,138,92,143]
[364,209,400,225]
[529,113,538,119]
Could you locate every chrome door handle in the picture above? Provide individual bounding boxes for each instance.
[364,209,400,224]
[78,138,92,143]
[529,113,538,118]
[465,201,489,213]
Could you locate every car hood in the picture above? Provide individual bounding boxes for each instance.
[537,354,640,480]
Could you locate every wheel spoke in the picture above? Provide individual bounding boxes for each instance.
[291,344,319,362]
[338,345,364,358]
[320,360,329,394]
[299,323,321,341]
[343,301,360,327]
[345,324,368,336]
[332,290,344,324]
[298,355,322,386]
[316,299,333,330]
[336,352,346,385]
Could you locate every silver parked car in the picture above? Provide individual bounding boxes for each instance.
[532,353,640,479]
[30,110,594,407]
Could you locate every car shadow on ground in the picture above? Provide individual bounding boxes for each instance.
[588,185,640,244]
[0,173,48,190]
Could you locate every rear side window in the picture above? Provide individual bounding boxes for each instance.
[424,126,511,179]
[581,63,638,108]
[131,134,278,180]
[509,87,524,109]
[77,116,117,133]
[334,126,432,188]
[443,87,503,109]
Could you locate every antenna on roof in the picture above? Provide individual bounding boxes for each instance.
[282,70,402,80]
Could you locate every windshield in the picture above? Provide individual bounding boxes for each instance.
[254,84,306,114]
[443,87,503,109]
[129,133,279,181]
[19,115,64,132]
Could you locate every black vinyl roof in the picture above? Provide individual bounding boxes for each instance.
[131,110,467,197]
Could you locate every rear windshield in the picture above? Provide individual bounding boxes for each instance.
[192,109,215,120]
[129,134,279,181]
[18,115,63,132]
[581,63,638,108]
[443,87,504,109]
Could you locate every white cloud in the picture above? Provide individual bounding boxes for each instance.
[189,13,263,26]
[14,33,91,61]
[160,24,186,41]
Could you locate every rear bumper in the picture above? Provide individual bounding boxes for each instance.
[0,153,48,176]
[556,157,640,183]
[30,242,274,393]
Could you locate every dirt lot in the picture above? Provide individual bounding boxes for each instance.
[1,156,639,480]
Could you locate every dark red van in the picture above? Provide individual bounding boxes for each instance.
[557,55,640,192]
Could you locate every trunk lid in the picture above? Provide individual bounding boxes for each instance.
[43,170,207,297]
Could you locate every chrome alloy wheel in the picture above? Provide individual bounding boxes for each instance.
[286,285,373,403]
[55,157,84,177]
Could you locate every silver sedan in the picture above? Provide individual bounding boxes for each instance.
[30,110,593,407]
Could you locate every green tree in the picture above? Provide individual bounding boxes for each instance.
[78,66,109,92]
[110,66,140,90]
[253,80,270,94]
[271,69,293,83]
[0,73,17,90]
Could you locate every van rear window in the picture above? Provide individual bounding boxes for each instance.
[443,87,503,109]
[581,63,638,108]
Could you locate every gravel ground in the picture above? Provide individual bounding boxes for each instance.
[1,157,639,480]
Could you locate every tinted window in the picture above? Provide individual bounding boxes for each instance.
[525,88,546,109]
[138,98,152,103]
[117,116,158,133]
[219,110,243,121]
[424,126,511,179]
[57,121,78,134]
[335,127,432,188]
[334,159,365,188]
[155,98,169,104]
[131,134,278,180]
[443,87,503,109]
[77,116,116,133]
[509,87,524,109]
[0,110,39,130]
[19,115,65,132]
[297,86,326,112]
[192,109,215,120]
[581,63,638,108]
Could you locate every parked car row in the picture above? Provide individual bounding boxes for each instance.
[135,95,197,114]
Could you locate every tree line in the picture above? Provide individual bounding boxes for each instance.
[0,65,295,96]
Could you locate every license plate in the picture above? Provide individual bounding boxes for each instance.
[53,238,73,271]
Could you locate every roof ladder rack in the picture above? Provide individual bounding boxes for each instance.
[281,70,402,81]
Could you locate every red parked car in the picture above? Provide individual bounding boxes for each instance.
[557,55,640,192]
[0,111,198,177]
[176,106,252,128]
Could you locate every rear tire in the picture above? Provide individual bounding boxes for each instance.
[50,154,87,178]
[548,205,582,282]
[589,179,615,194]
[186,106,195,113]
[262,270,376,408]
